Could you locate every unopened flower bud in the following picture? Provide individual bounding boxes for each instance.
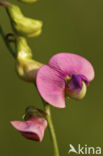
[16,37,42,82]
[18,0,37,3]
[6,3,42,37]
[17,36,32,60]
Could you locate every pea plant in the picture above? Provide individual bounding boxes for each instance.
[0,1,95,156]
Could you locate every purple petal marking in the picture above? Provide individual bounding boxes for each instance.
[10,116,47,142]
[36,65,65,108]
[79,74,89,86]
[49,53,95,82]
[69,75,82,90]
[68,74,89,92]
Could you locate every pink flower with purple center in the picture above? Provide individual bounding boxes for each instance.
[36,53,95,108]
[11,115,47,142]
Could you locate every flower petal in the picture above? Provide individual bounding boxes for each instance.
[10,116,47,141]
[49,53,95,81]
[36,65,65,108]
[68,75,83,91]
[68,74,89,91]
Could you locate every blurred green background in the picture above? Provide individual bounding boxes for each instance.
[0,0,102,155]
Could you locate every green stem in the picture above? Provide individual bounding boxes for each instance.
[45,104,60,156]
[0,26,16,58]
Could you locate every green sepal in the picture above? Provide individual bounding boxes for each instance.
[23,106,47,121]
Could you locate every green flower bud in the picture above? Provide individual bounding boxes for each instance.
[16,37,42,82]
[17,36,32,60]
[18,0,37,3]
[6,4,43,38]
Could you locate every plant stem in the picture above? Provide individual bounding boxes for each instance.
[0,26,16,58]
[45,104,60,156]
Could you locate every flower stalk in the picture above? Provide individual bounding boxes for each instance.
[45,104,60,156]
[0,26,16,58]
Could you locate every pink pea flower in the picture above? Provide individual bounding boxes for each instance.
[36,53,95,108]
[11,115,47,142]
